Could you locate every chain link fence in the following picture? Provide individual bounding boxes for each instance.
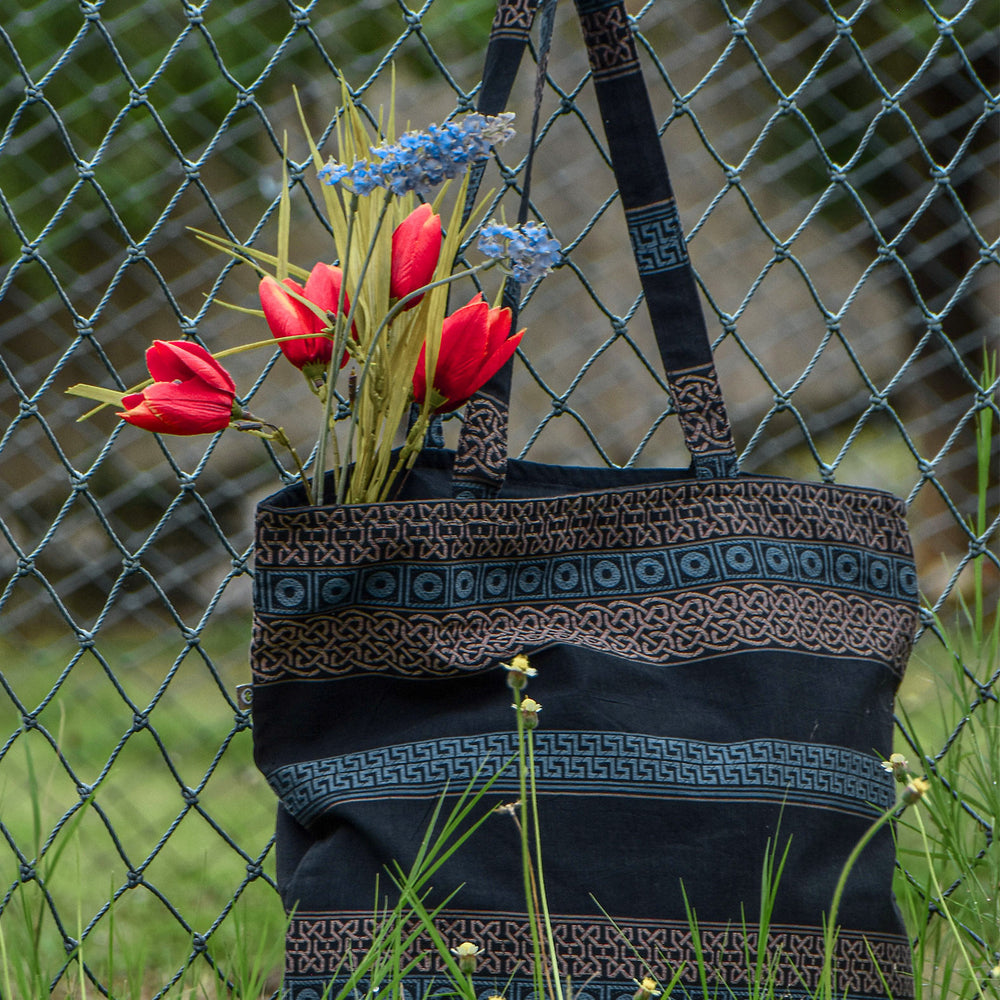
[1,0,996,995]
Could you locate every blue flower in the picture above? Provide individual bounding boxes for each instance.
[320,112,515,197]
[477,220,561,282]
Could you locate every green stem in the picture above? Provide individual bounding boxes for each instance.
[516,700,546,1000]
[272,427,313,505]
[819,806,896,999]
[973,349,996,643]
[335,189,395,504]
[914,807,987,1000]
[527,725,563,1000]
[315,193,358,507]
[236,418,314,504]
[337,258,498,505]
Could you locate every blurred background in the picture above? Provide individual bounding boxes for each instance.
[1,0,996,994]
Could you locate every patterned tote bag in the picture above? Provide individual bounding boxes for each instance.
[250,2,920,997]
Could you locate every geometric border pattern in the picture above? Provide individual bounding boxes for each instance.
[253,474,920,683]
[266,732,897,827]
[254,477,916,569]
[255,539,919,616]
[252,584,919,682]
[283,911,915,999]
[578,1,640,81]
[626,199,688,274]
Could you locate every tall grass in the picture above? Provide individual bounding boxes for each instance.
[892,351,999,999]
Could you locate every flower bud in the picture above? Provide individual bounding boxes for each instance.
[118,341,237,436]
[632,977,662,1000]
[412,294,523,414]
[390,204,442,307]
[901,776,930,806]
[513,696,541,730]
[880,753,910,783]
[450,941,481,975]
[502,653,537,692]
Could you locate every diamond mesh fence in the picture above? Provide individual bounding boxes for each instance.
[0,0,996,995]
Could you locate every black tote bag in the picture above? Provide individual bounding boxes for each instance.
[250,2,920,997]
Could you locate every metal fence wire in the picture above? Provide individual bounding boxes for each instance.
[0,0,997,995]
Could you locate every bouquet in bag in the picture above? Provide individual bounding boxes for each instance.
[69,90,560,506]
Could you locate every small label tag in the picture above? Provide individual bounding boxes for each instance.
[236,684,254,711]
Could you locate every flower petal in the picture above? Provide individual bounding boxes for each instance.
[118,378,234,435]
[391,204,442,306]
[303,263,348,321]
[145,341,236,394]
[260,274,338,371]
[469,326,523,395]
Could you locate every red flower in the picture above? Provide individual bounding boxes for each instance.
[412,294,524,413]
[118,340,237,435]
[259,263,351,372]
[390,204,442,308]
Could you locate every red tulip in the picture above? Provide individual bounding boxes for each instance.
[390,204,442,308]
[259,263,351,373]
[118,340,237,435]
[412,294,524,413]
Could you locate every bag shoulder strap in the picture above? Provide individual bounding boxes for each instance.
[452,0,739,498]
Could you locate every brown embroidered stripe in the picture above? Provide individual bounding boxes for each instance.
[284,911,914,998]
[255,478,914,567]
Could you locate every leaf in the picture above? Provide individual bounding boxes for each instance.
[187,228,310,281]
[65,384,127,418]
[278,132,291,281]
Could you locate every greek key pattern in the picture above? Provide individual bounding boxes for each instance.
[251,584,919,683]
[578,2,640,80]
[491,0,538,39]
[254,478,914,570]
[453,394,509,497]
[626,200,688,274]
[670,364,738,458]
[267,732,895,826]
[256,538,919,617]
[283,911,913,998]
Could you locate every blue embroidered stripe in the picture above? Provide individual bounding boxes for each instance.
[267,732,895,827]
[626,200,688,274]
[255,539,918,617]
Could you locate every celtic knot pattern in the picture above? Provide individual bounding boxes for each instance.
[251,584,918,683]
[283,911,913,999]
[255,477,914,568]
[668,363,738,457]
[453,394,509,496]
[578,2,640,80]
[491,0,538,38]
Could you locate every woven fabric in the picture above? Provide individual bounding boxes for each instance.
[249,2,919,997]
[251,453,919,1000]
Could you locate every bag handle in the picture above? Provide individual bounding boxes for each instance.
[452,0,739,498]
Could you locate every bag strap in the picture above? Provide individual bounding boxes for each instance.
[452,0,738,499]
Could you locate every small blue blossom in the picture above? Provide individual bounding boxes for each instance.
[320,112,515,197]
[477,220,561,282]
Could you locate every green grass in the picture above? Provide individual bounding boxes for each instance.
[0,616,286,997]
[893,619,999,998]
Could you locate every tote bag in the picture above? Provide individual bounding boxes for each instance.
[250,2,921,997]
